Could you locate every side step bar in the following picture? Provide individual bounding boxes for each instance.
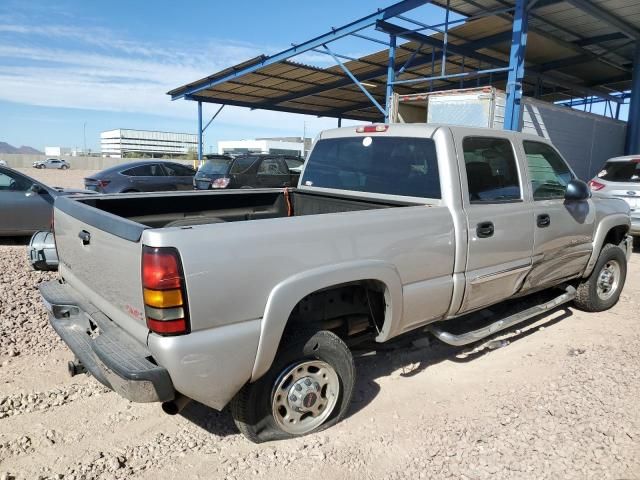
[428,286,576,346]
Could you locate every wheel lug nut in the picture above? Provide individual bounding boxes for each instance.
[290,395,297,402]
[314,382,320,390]
[295,384,302,391]
[304,379,312,386]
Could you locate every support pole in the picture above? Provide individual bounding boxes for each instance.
[625,44,640,154]
[197,101,203,163]
[385,34,397,123]
[338,117,342,127]
[503,0,529,131]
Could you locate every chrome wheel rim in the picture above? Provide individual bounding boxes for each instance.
[596,260,620,301]
[272,360,340,435]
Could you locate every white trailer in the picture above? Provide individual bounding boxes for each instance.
[390,87,627,180]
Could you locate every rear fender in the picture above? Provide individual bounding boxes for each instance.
[250,260,403,381]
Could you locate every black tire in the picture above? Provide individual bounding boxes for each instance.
[574,243,627,312]
[61,165,69,170]
[231,330,355,443]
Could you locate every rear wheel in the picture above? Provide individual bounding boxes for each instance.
[231,330,355,443]
[61,165,69,170]
[574,243,627,312]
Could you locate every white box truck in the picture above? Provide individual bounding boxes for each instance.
[390,87,627,180]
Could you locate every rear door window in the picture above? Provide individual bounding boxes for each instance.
[258,158,289,175]
[199,158,233,175]
[597,159,640,183]
[302,136,441,198]
[121,164,165,176]
[163,163,195,176]
[523,141,574,199]
[462,137,521,203]
[230,156,257,174]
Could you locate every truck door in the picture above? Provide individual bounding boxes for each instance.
[457,134,534,313]
[519,140,595,289]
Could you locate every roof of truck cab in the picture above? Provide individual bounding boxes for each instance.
[317,123,560,143]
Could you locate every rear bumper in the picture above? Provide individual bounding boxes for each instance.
[39,280,174,403]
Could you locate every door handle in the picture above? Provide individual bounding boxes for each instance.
[476,221,494,238]
[537,214,551,228]
[78,230,91,245]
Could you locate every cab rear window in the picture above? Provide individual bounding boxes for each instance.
[302,136,440,199]
[597,160,640,182]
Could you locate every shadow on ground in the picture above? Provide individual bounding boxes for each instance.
[181,301,574,438]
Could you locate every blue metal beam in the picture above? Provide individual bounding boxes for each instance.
[625,46,640,154]
[171,0,431,100]
[322,44,387,116]
[574,32,627,47]
[503,0,529,131]
[248,29,515,109]
[385,35,397,122]
[197,101,203,162]
[393,67,511,85]
[202,104,225,133]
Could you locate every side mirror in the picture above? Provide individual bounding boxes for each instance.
[25,183,44,197]
[565,179,591,201]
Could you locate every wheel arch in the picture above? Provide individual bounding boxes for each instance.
[250,260,403,381]
[583,214,630,278]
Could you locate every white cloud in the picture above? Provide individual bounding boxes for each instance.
[0,23,365,136]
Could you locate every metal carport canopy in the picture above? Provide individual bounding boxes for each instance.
[168,0,639,148]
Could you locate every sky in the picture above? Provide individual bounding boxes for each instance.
[0,0,456,153]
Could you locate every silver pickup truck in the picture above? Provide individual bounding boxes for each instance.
[40,124,633,443]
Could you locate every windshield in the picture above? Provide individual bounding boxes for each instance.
[198,158,232,175]
[301,136,441,198]
[597,160,640,183]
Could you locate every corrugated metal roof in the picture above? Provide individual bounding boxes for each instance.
[169,0,637,120]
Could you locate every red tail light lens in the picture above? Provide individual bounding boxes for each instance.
[98,180,111,188]
[142,246,190,336]
[211,177,230,189]
[356,125,389,133]
[588,180,605,191]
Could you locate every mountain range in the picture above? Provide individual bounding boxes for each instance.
[0,142,43,154]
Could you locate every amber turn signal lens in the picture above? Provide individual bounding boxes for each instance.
[143,288,183,308]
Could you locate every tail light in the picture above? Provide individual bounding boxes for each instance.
[97,180,111,188]
[356,125,388,133]
[142,246,190,335]
[211,177,230,189]
[588,180,605,191]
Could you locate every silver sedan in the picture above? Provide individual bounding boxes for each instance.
[0,166,92,236]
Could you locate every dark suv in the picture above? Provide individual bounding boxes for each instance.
[194,154,303,190]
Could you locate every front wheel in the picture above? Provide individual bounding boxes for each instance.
[231,330,355,443]
[574,243,627,312]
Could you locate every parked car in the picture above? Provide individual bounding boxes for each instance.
[194,154,302,190]
[0,166,93,236]
[33,158,70,169]
[41,124,632,443]
[589,155,640,244]
[0,160,7,167]
[84,160,196,193]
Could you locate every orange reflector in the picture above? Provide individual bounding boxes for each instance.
[143,288,183,308]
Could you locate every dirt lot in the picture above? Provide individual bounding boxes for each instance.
[1,169,639,479]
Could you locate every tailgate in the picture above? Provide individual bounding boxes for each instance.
[53,196,149,344]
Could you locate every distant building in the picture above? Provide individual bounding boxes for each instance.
[217,137,311,157]
[45,146,72,157]
[101,129,197,158]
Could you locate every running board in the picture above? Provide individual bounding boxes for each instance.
[427,286,576,346]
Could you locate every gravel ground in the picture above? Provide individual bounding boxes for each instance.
[0,169,639,479]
